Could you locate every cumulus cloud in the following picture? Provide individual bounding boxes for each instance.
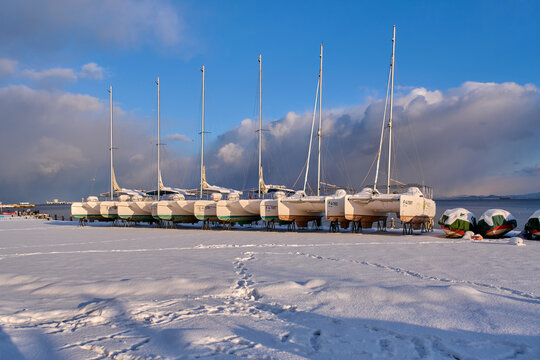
[165,133,192,142]
[0,85,161,202]
[218,143,244,164]
[0,58,17,77]
[129,154,145,164]
[22,68,77,82]
[0,0,184,52]
[201,81,540,197]
[1,81,539,203]
[80,62,104,80]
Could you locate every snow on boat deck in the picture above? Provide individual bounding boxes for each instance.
[0,219,539,359]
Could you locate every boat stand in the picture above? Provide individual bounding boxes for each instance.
[420,220,433,233]
[287,222,296,232]
[376,219,387,232]
[265,221,276,232]
[223,222,232,230]
[403,222,414,235]
[329,220,340,233]
[202,219,211,230]
[351,221,363,233]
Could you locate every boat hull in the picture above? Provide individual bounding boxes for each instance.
[477,210,517,238]
[71,202,109,221]
[260,199,292,224]
[325,192,350,228]
[217,199,261,224]
[345,193,436,229]
[117,201,155,222]
[194,200,220,222]
[440,226,465,238]
[99,201,118,220]
[152,200,198,223]
[524,212,540,238]
[484,225,515,238]
[278,197,324,227]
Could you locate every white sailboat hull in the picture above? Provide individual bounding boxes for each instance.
[194,200,220,222]
[217,199,261,224]
[152,200,198,223]
[71,201,107,221]
[260,199,279,222]
[278,196,325,227]
[345,191,436,229]
[325,191,350,228]
[99,201,118,220]
[117,201,155,222]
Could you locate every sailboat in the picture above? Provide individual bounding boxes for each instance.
[98,86,147,220]
[193,66,241,228]
[147,75,202,225]
[344,26,436,234]
[71,196,106,222]
[117,77,165,223]
[217,54,287,227]
[277,44,344,229]
[325,188,350,230]
[72,85,141,223]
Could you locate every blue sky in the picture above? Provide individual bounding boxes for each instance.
[0,0,539,201]
[6,1,539,147]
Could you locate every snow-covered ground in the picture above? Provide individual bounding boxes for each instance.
[0,218,539,359]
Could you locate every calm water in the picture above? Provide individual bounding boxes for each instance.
[8,200,540,232]
[31,204,72,219]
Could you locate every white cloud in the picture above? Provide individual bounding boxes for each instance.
[0,85,159,202]
[129,154,145,164]
[0,58,17,77]
[165,133,192,142]
[1,81,539,202]
[395,87,444,109]
[22,67,77,82]
[32,138,85,175]
[203,81,540,196]
[217,143,244,164]
[80,62,104,80]
[0,0,184,52]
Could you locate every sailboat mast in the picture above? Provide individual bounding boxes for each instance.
[317,43,323,196]
[109,85,113,201]
[373,68,392,192]
[200,66,205,199]
[387,26,396,195]
[303,78,319,193]
[157,76,161,201]
[258,54,262,198]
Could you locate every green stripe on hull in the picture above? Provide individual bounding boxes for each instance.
[118,215,155,222]
[73,214,111,221]
[218,215,261,224]
[261,216,292,224]
[158,215,199,223]
[195,216,219,221]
